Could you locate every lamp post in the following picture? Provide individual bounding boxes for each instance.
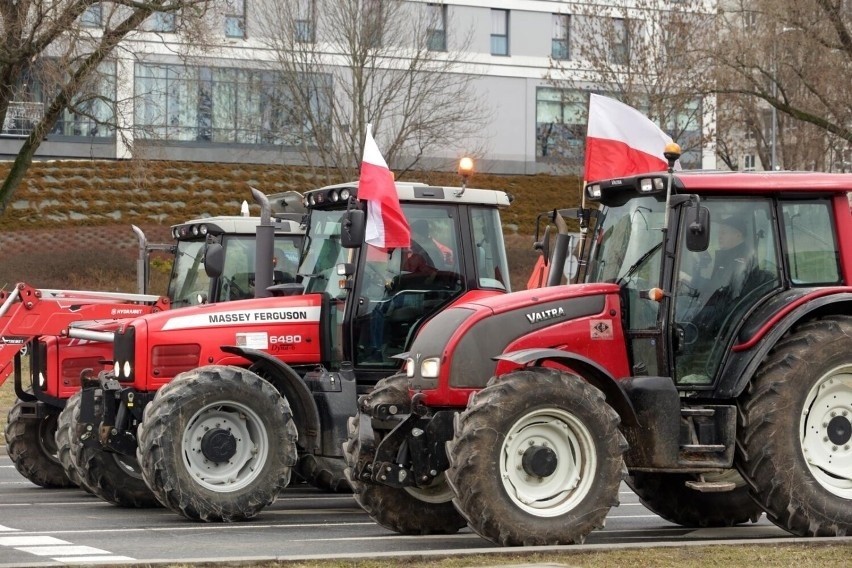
[769,27,796,171]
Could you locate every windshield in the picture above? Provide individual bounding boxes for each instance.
[586,196,666,287]
[298,209,350,295]
[168,240,209,307]
[216,235,303,301]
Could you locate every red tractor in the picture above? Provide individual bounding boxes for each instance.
[345,147,852,544]
[3,190,304,490]
[71,179,515,519]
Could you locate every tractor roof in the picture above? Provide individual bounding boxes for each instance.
[306,181,512,209]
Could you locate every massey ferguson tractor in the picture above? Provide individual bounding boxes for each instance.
[345,145,852,545]
[70,179,514,518]
[3,191,304,490]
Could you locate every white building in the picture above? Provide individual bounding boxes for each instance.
[0,1,717,175]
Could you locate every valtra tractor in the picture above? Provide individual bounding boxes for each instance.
[72,176,515,519]
[2,190,304,490]
[346,145,852,545]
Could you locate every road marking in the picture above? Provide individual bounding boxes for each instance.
[16,545,110,556]
[55,556,135,564]
[0,526,135,563]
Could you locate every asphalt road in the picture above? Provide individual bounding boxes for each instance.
[0,455,799,566]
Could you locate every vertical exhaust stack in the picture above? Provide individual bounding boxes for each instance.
[251,187,275,298]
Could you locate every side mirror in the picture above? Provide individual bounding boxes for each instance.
[204,242,224,278]
[533,225,552,266]
[686,206,711,252]
[341,209,366,248]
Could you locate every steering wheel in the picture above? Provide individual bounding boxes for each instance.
[226,277,249,299]
[409,240,437,268]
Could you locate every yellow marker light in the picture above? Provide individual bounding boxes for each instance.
[458,157,474,176]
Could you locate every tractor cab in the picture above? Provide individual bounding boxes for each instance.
[583,167,848,392]
[297,181,511,381]
[166,215,303,307]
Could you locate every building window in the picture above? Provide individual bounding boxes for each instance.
[491,9,508,56]
[362,0,384,48]
[743,11,757,30]
[295,0,315,43]
[552,14,570,60]
[225,0,246,38]
[81,4,102,28]
[134,63,331,146]
[147,11,177,33]
[426,4,447,51]
[611,18,628,64]
[744,154,756,171]
[535,87,587,161]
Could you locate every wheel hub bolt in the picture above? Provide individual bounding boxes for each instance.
[521,445,558,478]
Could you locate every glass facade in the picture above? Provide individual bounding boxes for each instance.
[0,60,115,139]
[535,87,587,161]
[552,14,570,60]
[133,63,330,146]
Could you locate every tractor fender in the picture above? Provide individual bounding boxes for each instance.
[220,345,321,453]
[718,292,852,398]
[495,347,638,426]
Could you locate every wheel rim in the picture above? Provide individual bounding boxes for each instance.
[111,453,145,481]
[800,364,852,499]
[181,400,270,493]
[499,407,597,517]
[404,472,454,504]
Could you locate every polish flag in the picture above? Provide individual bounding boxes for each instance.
[584,94,678,183]
[358,124,410,249]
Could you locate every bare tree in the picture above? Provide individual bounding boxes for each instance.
[544,0,717,171]
[0,0,212,217]
[713,0,852,170]
[255,0,489,183]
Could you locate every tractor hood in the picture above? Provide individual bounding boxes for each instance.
[407,283,623,402]
[114,294,326,389]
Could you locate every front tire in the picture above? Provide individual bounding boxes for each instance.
[6,399,74,488]
[447,368,626,546]
[738,316,852,536]
[55,392,94,493]
[74,390,160,508]
[343,374,467,535]
[627,470,762,527]
[296,455,352,493]
[137,365,297,522]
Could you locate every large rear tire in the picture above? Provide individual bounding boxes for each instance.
[738,316,852,536]
[343,374,467,535]
[137,365,297,522]
[447,368,626,546]
[627,470,762,527]
[6,399,74,488]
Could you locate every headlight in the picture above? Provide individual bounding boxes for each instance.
[586,184,601,199]
[405,358,415,377]
[199,224,208,236]
[38,372,45,388]
[123,361,132,379]
[191,225,199,236]
[340,188,351,200]
[329,190,339,202]
[113,361,121,378]
[420,357,440,378]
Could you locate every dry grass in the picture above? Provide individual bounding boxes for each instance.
[165,542,851,567]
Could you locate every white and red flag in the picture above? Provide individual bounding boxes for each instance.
[358,124,410,249]
[584,94,679,182]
